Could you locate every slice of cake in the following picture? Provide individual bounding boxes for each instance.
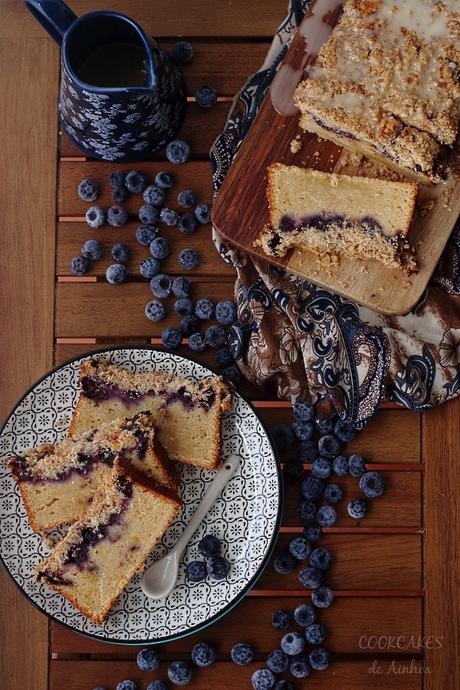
[294,0,460,183]
[257,163,418,271]
[36,459,182,624]
[7,412,177,532]
[69,359,233,471]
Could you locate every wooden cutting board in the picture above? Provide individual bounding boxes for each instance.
[212,0,460,315]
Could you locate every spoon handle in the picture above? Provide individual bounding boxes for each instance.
[172,454,241,558]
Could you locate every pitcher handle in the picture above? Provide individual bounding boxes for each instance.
[25,0,77,45]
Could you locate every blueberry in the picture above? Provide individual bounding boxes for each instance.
[315,417,334,435]
[161,327,183,350]
[308,646,331,671]
[171,40,193,65]
[194,298,214,320]
[311,457,332,479]
[311,585,334,608]
[198,534,221,558]
[292,420,315,442]
[223,366,243,385]
[281,632,306,656]
[272,609,291,630]
[293,603,316,627]
[215,300,237,326]
[195,85,217,108]
[216,347,233,367]
[146,682,168,690]
[310,547,333,571]
[185,560,206,582]
[166,140,191,165]
[289,656,311,678]
[136,224,158,246]
[273,551,295,575]
[188,332,206,352]
[108,171,126,189]
[82,239,103,261]
[349,453,366,477]
[178,189,197,208]
[194,203,211,224]
[298,567,322,589]
[160,207,178,226]
[318,434,342,458]
[303,523,322,543]
[231,642,254,665]
[334,419,356,443]
[137,648,160,671]
[205,325,226,348]
[107,205,128,227]
[271,425,294,452]
[348,498,368,519]
[297,441,317,463]
[85,206,105,228]
[70,255,89,276]
[288,536,311,561]
[251,669,276,690]
[112,187,129,202]
[155,171,174,189]
[206,554,230,580]
[274,682,294,690]
[316,505,336,527]
[180,315,199,335]
[332,455,349,476]
[139,204,159,225]
[145,300,166,322]
[150,273,172,298]
[293,401,314,421]
[304,623,326,645]
[106,264,127,284]
[174,298,193,317]
[125,170,148,193]
[140,257,161,280]
[283,458,304,480]
[143,184,165,206]
[116,681,138,690]
[168,660,193,686]
[179,248,199,270]
[150,237,170,260]
[323,483,344,505]
[191,642,216,667]
[78,178,99,202]
[360,471,385,498]
[178,213,198,234]
[111,243,130,263]
[266,649,289,674]
[298,500,317,522]
[172,277,192,298]
[301,476,324,501]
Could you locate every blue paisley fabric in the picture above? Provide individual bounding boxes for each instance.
[210,0,460,426]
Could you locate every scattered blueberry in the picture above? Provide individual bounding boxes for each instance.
[136,224,158,246]
[143,184,165,207]
[293,603,316,627]
[349,453,366,477]
[289,656,311,679]
[191,642,216,667]
[271,425,294,452]
[112,187,129,202]
[231,642,254,665]
[311,585,334,608]
[107,205,128,227]
[274,551,295,575]
[215,300,237,326]
[178,189,197,208]
[185,560,207,582]
[180,315,199,335]
[195,298,214,320]
[106,264,127,284]
[146,682,168,690]
[323,483,344,505]
[274,682,294,690]
[293,401,314,421]
[116,681,138,690]
[111,242,130,262]
[85,206,105,229]
[348,498,368,519]
[206,554,230,580]
[304,623,327,645]
[82,239,103,261]
[311,457,332,479]
[288,536,311,561]
[171,40,193,65]
[251,669,276,690]
[205,325,226,348]
[78,178,99,202]
[195,85,217,108]
[168,660,192,686]
[70,255,89,276]
[150,236,170,260]
[334,419,356,443]
[155,171,174,189]
[137,648,160,672]
[223,365,243,385]
[298,500,317,522]
[318,434,342,458]
[299,567,323,589]
[139,204,159,225]
[194,203,212,224]
[179,248,199,270]
[283,457,304,479]
[301,476,324,501]
[125,170,148,193]
[140,257,161,279]
[267,649,289,674]
[297,441,317,463]
[166,140,191,165]
[304,523,322,543]
[216,347,233,367]
[281,632,306,656]
[177,212,198,234]
[359,471,385,498]
[145,299,166,322]
[292,420,315,442]
[308,646,331,671]
[272,609,291,630]
[315,417,334,435]
[160,207,179,226]
[161,327,183,349]
[316,505,337,527]
[172,276,192,298]
[108,171,125,189]
[332,455,349,476]
[198,534,221,558]
[310,547,333,571]
[174,298,193,317]
[150,273,173,298]
[188,332,206,352]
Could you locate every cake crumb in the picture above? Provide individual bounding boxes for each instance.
[290,135,303,154]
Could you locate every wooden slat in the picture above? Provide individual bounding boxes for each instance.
[423,398,460,690]
[51,597,422,655]
[50,659,424,689]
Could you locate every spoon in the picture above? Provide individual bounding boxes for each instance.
[141,454,241,599]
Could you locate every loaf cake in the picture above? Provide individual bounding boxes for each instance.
[258,163,418,270]
[294,0,460,183]
[69,359,233,471]
[7,412,177,532]
[36,459,182,624]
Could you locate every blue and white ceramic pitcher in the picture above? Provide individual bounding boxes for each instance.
[25,0,186,161]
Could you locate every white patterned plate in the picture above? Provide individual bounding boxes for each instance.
[0,347,282,644]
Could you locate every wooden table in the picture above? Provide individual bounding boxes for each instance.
[0,2,459,689]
